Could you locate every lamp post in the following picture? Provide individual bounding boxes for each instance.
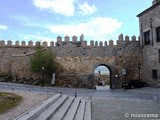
[137,63,141,81]
[115,74,118,89]
[41,62,45,87]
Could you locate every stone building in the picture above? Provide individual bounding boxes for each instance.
[137,0,160,87]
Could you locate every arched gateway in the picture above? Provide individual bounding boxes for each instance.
[0,34,142,89]
[91,62,115,89]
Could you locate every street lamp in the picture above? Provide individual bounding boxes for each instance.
[41,62,45,87]
[114,74,118,89]
[137,63,141,81]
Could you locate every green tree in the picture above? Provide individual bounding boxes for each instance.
[43,49,58,75]
[30,47,58,83]
[30,47,44,73]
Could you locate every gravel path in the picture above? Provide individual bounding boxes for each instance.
[92,98,160,120]
[0,90,53,120]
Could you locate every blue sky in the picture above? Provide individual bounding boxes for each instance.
[0,0,152,44]
[94,66,109,75]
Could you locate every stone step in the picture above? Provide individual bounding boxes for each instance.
[15,94,61,120]
[84,100,91,120]
[15,94,92,120]
[96,85,110,90]
[51,96,74,120]
[74,99,86,120]
[35,95,68,120]
[63,98,80,120]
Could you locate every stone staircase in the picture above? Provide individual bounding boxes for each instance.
[15,94,91,120]
[96,85,110,90]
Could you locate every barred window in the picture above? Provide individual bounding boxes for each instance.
[144,31,150,45]
[152,69,157,79]
[156,26,160,42]
[159,49,160,63]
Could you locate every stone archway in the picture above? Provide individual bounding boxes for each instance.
[91,62,115,89]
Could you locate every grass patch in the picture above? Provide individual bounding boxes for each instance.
[0,92,22,114]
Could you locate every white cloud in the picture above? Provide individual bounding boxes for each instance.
[49,17,123,41]
[0,24,8,30]
[22,34,56,46]
[33,0,75,17]
[78,2,97,16]
[23,34,55,43]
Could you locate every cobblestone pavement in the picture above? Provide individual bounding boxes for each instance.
[92,98,160,120]
[0,82,160,120]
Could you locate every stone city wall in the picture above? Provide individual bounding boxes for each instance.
[0,34,143,88]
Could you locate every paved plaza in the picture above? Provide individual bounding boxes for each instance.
[0,82,160,120]
[92,98,160,120]
[0,82,159,101]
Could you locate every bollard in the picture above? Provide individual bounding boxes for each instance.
[154,96,158,103]
[75,92,77,98]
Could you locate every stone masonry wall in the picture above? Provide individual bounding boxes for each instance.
[0,34,142,88]
[138,4,160,87]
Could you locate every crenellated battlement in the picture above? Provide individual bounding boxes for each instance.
[0,34,139,48]
[0,33,142,86]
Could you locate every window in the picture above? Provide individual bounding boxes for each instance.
[159,49,160,63]
[152,69,157,79]
[156,26,160,42]
[144,31,150,45]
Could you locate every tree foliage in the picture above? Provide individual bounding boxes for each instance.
[30,46,58,77]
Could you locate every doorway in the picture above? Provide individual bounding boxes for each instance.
[94,65,110,89]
